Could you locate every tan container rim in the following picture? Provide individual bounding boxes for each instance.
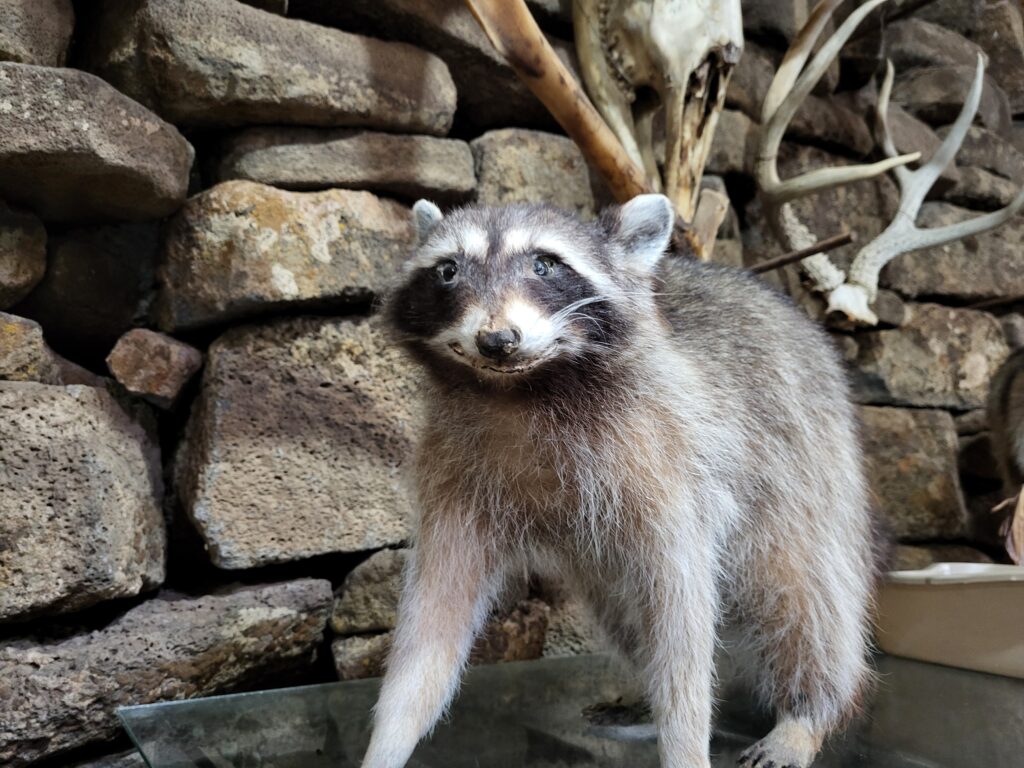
[886,563,1024,585]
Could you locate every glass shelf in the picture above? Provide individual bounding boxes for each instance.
[118,653,1024,768]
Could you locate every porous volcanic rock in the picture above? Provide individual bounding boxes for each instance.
[332,599,550,680]
[0,382,164,622]
[157,181,414,332]
[12,222,161,364]
[848,303,1009,410]
[727,40,775,119]
[0,203,45,309]
[843,18,985,80]
[217,129,475,201]
[891,65,1011,136]
[0,580,332,766]
[975,0,1024,114]
[0,0,74,66]
[860,406,969,540]
[880,203,1024,302]
[707,110,754,176]
[331,549,407,635]
[177,317,418,568]
[106,329,203,409]
[0,63,193,221]
[287,0,571,129]
[82,0,456,133]
[941,166,1022,209]
[936,125,1024,184]
[471,129,600,217]
[0,312,62,384]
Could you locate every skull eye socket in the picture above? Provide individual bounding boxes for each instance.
[533,253,557,277]
[436,259,458,285]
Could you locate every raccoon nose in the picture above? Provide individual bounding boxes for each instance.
[476,328,521,359]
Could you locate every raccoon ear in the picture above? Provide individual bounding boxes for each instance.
[412,200,444,244]
[612,194,674,272]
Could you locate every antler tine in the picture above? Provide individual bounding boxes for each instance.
[758,0,920,202]
[832,53,1024,323]
[875,59,913,187]
[761,0,842,124]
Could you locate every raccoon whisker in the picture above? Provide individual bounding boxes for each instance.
[550,295,612,323]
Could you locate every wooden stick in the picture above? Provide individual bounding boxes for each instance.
[463,0,652,203]
[750,231,855,274]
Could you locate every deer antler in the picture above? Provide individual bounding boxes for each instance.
[758,0,1024,325]
[755,0,921,299]
[834,55,1024,322]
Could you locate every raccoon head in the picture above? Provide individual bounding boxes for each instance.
[384,195,674,388]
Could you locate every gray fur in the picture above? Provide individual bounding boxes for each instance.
[364,199,878,768]
[987,347,1024,494]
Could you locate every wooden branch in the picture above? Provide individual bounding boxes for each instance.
[691,188,731,262]
[750,231,855,274]
[463,0,652,203]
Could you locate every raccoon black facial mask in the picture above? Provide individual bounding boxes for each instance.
[386,196,673,386]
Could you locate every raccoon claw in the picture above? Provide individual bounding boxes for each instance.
[737,748,764,766]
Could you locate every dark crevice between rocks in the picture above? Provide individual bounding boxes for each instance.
[32,734,138,768]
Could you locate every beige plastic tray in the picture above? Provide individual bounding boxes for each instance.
[875,563,1024,679]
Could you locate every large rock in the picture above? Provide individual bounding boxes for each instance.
[0,312,63,384]
[941,166,1022,209]
[106,329,203,409]
[848,303,1009,410]
[861,406,968,540]
[471,129,601,217]
[936,125,1024,184]
[82,0,456,133]
[974,0,1024,114]
[0,0,74,66]
[68,752,146,768]
[0,382,164,622]
[157,181,413,332]
[177,317,418,568]
[217,128,475,202]
[332,599,550,680]
[880,202,1024,301]
[0,63,193,222]
[843,18,985,81]
[0,203,45,309]
[331,549,407,635]
[727,40,775,120]
[891,65,1011,136]
[707,109,754,176]
[288,0,571,129]
[12,222,161,365]
[0,579,332,766]
[741,0,808,41]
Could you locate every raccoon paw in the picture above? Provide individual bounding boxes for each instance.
[737,720,820,768]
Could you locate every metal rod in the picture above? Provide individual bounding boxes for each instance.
[750,231,855,274]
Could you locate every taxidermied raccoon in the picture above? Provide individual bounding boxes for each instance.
[363,196,879,768]
[988,348,1024,494]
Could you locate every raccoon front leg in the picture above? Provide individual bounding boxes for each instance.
[360,516,500,768]
[640,540,719,768]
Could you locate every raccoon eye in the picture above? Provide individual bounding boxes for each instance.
[533,254,556,277]
[436,259,458,285]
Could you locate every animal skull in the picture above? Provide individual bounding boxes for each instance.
[574,0,743,222]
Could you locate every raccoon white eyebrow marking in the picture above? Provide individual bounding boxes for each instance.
[502,228,533,254]
[402,227,489,273]
[531,233,618,297]
[460,227,488,261]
